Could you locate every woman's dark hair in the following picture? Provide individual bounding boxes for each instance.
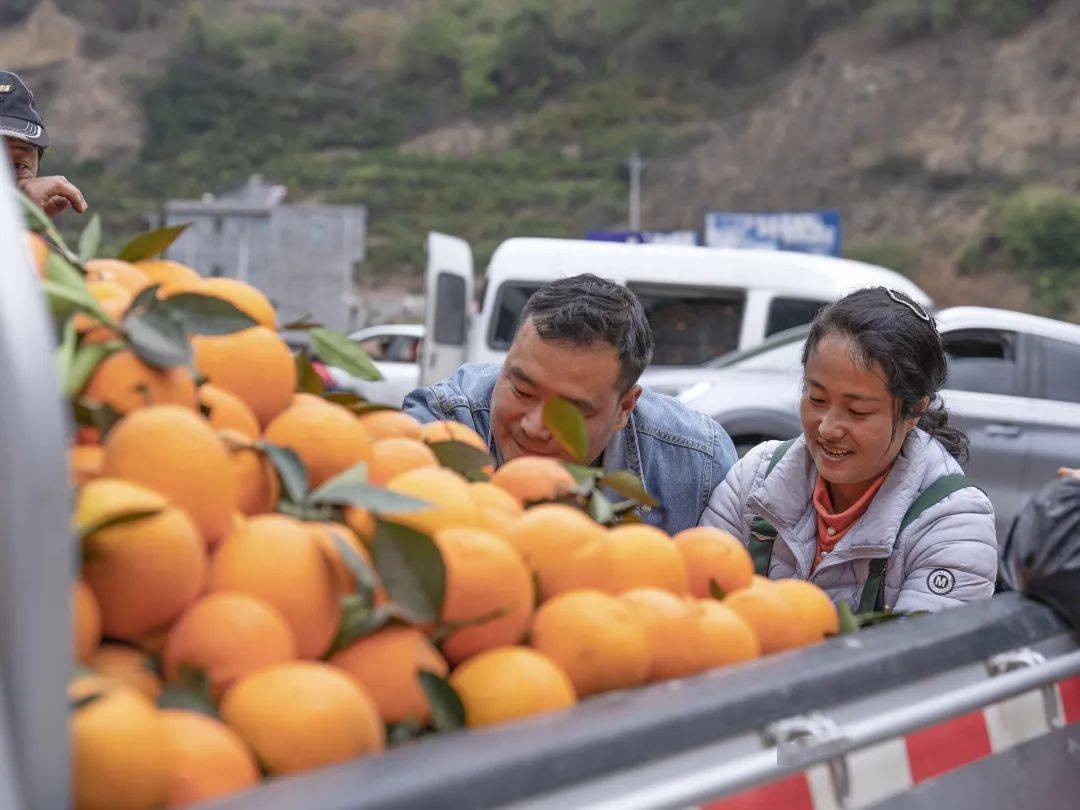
[801,287,969,463]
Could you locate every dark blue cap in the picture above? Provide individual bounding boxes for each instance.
[0,70,49,148]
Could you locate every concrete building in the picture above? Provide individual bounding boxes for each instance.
[162,175,366,332]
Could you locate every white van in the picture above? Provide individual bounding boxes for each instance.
[419,232,932,391]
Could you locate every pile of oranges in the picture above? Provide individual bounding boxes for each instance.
[27,231,838,810]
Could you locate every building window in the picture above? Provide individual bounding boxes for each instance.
[211,265,224,278]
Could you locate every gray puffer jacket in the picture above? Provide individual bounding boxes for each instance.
[699,430,998,613]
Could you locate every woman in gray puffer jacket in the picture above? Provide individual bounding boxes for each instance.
[699,287,997,613]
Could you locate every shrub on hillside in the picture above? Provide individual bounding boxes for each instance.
[958,187,1080,319]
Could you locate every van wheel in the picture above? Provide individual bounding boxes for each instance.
[732,434,784,458]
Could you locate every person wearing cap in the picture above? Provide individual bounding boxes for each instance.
[1,70,86,217]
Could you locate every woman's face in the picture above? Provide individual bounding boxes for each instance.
[800,333,919,487]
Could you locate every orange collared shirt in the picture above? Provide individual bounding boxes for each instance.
[811,472,889,570]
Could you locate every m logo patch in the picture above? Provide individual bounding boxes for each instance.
[0,85,11,93]
[927,568,956,596]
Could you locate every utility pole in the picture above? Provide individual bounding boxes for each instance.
[628,151,643,233]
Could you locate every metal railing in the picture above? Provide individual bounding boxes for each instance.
[577,648,1080,810]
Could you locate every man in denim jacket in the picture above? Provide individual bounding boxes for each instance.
[403,274,737,534]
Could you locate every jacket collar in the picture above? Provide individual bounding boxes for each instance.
[747,430,933,560]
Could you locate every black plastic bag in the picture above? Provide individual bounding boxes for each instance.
[999,477,1080,628]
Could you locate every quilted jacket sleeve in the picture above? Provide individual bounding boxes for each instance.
[893,487,998,612]
[698,441,777,542]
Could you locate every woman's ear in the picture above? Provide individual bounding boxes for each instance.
[907,396,930,432]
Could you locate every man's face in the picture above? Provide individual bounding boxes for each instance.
[5,137,38,183]
[491,319,642,464]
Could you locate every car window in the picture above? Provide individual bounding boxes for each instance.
[942,329,1018,396]
[729,338,805,372]
[386,335,421,363]
[629,285,746,366]
[359,336,392,361]
[1039,337,1080,405]
[488,282,544,350]
[433,272,467,345]
[765,297,829,337]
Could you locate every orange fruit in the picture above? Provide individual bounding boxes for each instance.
[208,515,340,659]
[505,504,609,600]
[263,401,374,489]
[131,259,200,293]
[672,526,754,598]
[470,481,524,536]
[449,646,576,728]
[221,662,385,775]
[82,350,198,416]
[87,644,164,701]
[382,467,482,535]
[470,481,524,514]
[368,437,439,486]
[25,230,48,277]
[193,327,296,427]
[772,579,839,644]
[101,405,239,545]
[330,626,449,724]
[70,444,105,487]
[434,526,535,664]
[74,280,132,343]
[160,709,259,807]
[78,478,206,641]
[309,522,375,596]
[358,410,423,441]
[419,420,488,451]
[530,589,650,697]
[343,506,376,542]
[619,588,701,681]
[71,678,170,810]
[74,579,102,663]
[692,599,760,670]
[85,258,153,294]
[605,525,690,596]
[199,384,260,440]
[182,277,276,330]
[291,392,331,409]
[227,439,280,516]
[490,456,576,504]
[163,592,298,699]
[723,581,805,654]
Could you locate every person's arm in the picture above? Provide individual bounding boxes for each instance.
[18,175,87,218]
[893,493,998,612]
[401,383,443,424]
[698,442,771,541]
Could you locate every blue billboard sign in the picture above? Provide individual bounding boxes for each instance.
[703,211,841,256]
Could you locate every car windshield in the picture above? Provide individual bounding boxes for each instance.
[704,325,810,370]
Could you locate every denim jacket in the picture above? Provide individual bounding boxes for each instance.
[403,363,738,535]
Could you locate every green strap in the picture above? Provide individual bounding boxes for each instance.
[856,473,980,612]
[748,440,797,576]
[765,438,796,476]
[749,517,778,576]
[857,558,888,612]
[898,473,981,535]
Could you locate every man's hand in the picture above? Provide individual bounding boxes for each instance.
[18,175,87,218]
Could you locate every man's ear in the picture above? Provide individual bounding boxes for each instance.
[614,385,642,430]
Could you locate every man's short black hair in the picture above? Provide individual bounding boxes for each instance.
[518,273,654,391]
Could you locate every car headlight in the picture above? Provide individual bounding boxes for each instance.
[678,382,713,403]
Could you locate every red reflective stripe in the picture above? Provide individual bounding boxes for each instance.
[1061,677,1080,725]
[702,773,814,810]
[904,711,992,783]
